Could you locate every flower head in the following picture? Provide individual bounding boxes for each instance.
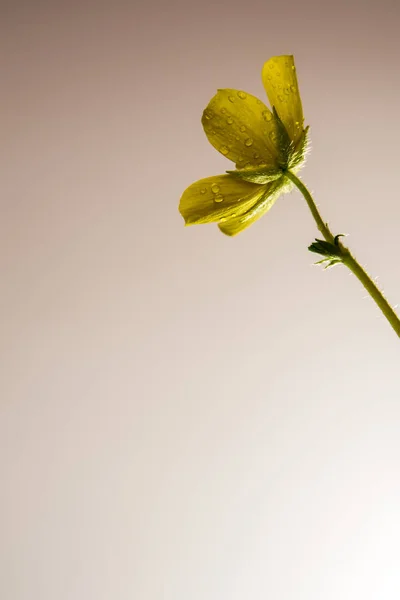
[179,55,309,236]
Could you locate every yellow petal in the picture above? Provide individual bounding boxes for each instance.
[262,56,304,145]
[218,179,284,236]
[179,174,266,225]
[201,89,280,169]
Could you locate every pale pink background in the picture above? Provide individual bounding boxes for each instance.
[2,1,400,599]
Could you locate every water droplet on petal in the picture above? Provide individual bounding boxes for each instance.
[278,94,284,102]
[262,110,272,122]
[237,91,247,99]
[214,195,224,203]
[253,152,260,159]
[211,183,220,194]
[235,136,240,141]
[200,188,207,194]
[228,95,235,103]
[220,217,228,222]
[290,84,296,92]
[284,87,290,95]
[240,125,246,132]
[221,107,226,113]
[204,110,213,120]
[220,145,229,155]
[244,138,253,147]
[226,117,234,125]
[269,131,278,143]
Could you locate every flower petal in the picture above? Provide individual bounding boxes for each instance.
[179,174,266,225]
[262,56,304,145]
[218,179,284,236]
[227,166,283,184]
[201,89,280,169]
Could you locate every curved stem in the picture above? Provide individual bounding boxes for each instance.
[343,254,400,337]
[285,170,335,244]
[284,170,400,338]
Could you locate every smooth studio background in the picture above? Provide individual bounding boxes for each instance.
[2,1,400,599]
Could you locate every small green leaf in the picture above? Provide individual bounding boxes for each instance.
[334,233,346,246]
[314,257,342,269]
[308,238,342,258]
[309,237,345,269]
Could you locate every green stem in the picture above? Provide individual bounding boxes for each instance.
[284,170,400,338]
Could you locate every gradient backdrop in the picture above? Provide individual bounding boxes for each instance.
[2,1,400,599]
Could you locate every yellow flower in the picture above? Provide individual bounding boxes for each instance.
[179,55,309,236]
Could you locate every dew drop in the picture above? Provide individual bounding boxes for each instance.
[204,110,213,120]
[214,195,224,203]
[244,138,253,147]
[211,183,220,194]
[278,94,284,102]
[253,152,260,159]
[228,95,235,103]
[220,217,228,223]
[262,110,272,122]
[284,87,290,95]
[240,125,246,132]
[290,84,296,92]
[221,107,226,114]
[237,91,247,99]
[226,117,234,125]
[220,145,229,155]
[235,136,240,141]
[200,188,207,194]
[269,131,278,143]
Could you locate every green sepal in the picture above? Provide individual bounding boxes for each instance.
[288,126,310,169]
[272,106,292,168]
[226,167,283,184]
